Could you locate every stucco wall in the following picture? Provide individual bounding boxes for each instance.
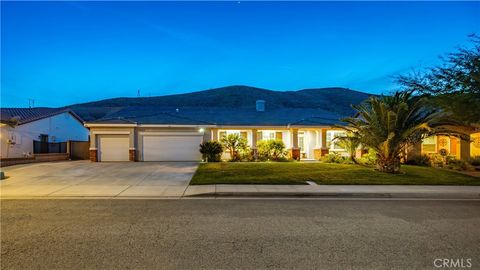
[0,112,89,158]
[471,132,480,157]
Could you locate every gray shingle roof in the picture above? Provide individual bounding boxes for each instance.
[89,106,346,126]
[0,107,84,125]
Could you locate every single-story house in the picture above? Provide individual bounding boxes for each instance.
[0,108,89,159]
[85,100,480,162]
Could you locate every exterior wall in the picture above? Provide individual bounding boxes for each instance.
[213,127,337,160]
[88,126,207,162]
[0,153,69,167]
[0,112,89,159]
[418,132,480,160]
[471,132,480,157]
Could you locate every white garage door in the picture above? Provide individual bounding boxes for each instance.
[142,135,202,161]
[98,135,129,161]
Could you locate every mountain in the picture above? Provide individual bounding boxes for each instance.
[65,85,374,121]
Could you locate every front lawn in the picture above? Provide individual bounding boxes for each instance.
[190,162,480,185]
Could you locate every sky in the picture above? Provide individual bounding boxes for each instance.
[1,1,479,108]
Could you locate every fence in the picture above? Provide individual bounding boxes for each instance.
[69,140,90,160]
[33,141,67,154]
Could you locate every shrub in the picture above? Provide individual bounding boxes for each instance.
[199,141,223,162]
[239,146,255,162]
[357,149,377,165]
[320,152,352,164]
[404,154,431,167]
[446,158,469,171]
[257,140,286,161]
[220,134,248,161]
[430,154,445,167]
[468,156,480,166]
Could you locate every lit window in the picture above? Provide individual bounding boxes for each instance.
[262,131,276,140]
[422,136,436,153]
[326,130,346,150]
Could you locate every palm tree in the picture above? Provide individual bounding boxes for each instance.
[341,91,461,173]
[333,133,361,164]
[220,134,248,161]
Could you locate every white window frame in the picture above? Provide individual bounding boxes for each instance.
[261,130,276,141]
[326,130,346,151]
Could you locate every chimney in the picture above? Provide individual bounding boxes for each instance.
[256,100,265,112]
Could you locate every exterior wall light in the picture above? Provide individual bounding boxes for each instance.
[199,128,205,133]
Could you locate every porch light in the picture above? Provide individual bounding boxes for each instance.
[199,128,205,133]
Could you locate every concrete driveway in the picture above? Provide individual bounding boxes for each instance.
[0,161,198,198]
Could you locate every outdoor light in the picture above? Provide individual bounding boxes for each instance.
[199,128,205,133]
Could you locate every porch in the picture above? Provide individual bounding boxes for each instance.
[210,127,347,160]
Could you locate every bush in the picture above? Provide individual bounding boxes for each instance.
[257,140,286,161]
[468,156,480,166]
[446,158,469,171]
[405,154,431,167]
[430,154,445,167]
[320,152,352,164]
[238,146,255,162]
[199,141,223,162]
[357,149,377,165]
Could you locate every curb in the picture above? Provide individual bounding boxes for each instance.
[186,192,480,199]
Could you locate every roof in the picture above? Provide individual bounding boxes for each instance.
[0,107,84,126]
[87,106,346,127]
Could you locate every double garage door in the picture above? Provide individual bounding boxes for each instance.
[97,134,202,162]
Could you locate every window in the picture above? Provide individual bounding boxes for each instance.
[257,131,283,142]
[326,130,345,150]
[298,132,305,152]
[219,130,248,139]
[422,136,436,153]
[262,131,275,141]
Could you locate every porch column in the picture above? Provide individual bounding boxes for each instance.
[460,135,471,160]
[251,129,258,149]
[89,132,98,162]
[289,128,300,160]
[313,129,322,159]
[251,129,258,159]
[320,128,329,156]
[211,128,218,141]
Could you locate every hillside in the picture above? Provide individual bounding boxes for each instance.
[66,85,373,121]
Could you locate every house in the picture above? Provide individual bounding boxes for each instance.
[82,86,479,162]
[84,98,364,162]
[0,108,89,159]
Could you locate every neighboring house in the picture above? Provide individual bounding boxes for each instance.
[416,131,480,160]
[0,108,89,159]
[85,98,480,162]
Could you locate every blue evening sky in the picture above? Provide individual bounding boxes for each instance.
[1,1,479,107]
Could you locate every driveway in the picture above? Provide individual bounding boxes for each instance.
[0,161,198,198]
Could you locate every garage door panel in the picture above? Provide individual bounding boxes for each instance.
[98,135,129,162]
[143,135,202,161]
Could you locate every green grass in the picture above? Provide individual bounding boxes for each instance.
[190,162,480,185]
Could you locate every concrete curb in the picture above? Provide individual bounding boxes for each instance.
[186,192,480,199]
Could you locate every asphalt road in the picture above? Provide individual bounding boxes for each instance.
[1,199,479,269]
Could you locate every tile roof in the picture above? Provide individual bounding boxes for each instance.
[89,106,346,126]
[0,107,84,125]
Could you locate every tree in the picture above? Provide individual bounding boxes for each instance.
[199,141,223,162]
[220,134,248,161]
[341,91,460,173]
[333,133,361,164]
[396,34,480,125]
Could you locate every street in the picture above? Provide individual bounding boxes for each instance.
[1,199,479,269]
